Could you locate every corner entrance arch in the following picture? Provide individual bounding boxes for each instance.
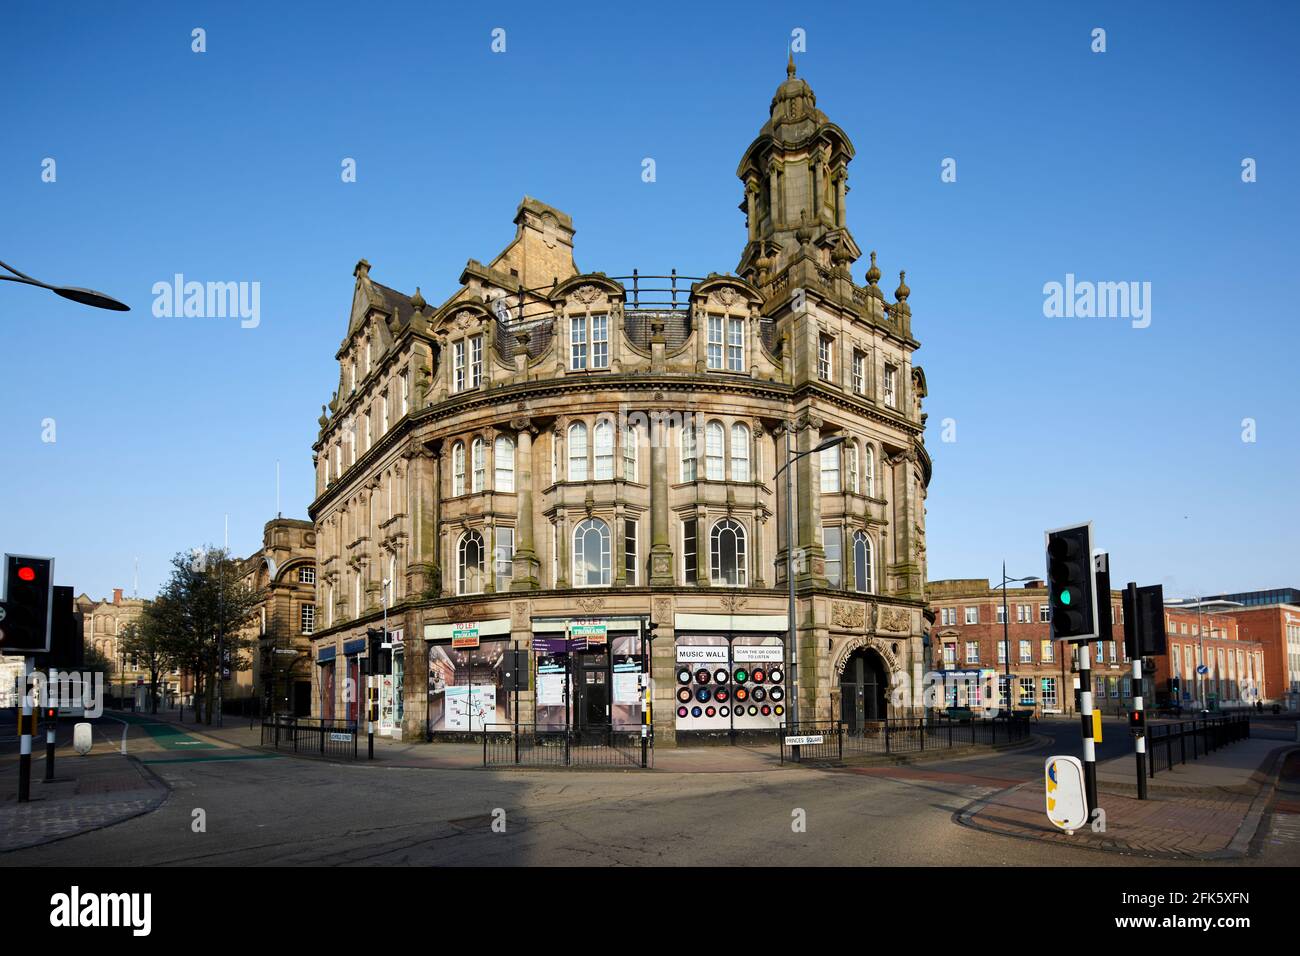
[839,648,888,732]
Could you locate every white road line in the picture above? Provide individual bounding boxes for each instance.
[99,715,130,754]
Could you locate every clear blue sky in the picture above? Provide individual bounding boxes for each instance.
[2,1,1295,603]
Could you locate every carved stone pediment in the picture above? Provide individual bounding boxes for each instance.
[878,607,911,632]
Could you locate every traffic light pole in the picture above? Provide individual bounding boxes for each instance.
[1126,581,1149,799]
[18,656,33,802]
[44,705,56,781]
[1077,644,1098,813]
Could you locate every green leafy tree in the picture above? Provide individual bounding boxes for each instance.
[153,547,264,724]
[119,603,175,714]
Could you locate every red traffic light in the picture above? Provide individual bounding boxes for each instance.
[17,566,36,582]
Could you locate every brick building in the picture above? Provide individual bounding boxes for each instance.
[928,579,1136,717]
[1154,604,1266,710]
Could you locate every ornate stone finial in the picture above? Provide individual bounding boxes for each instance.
[318,405,329,430]
[866,250,881,286]
[787,49,796,79]
[796,209,814,246]
[410,286,426,312]
[895,270,910,302]
[353,259,371,279]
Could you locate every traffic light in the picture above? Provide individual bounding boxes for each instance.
[0,554,55,654]
[1044,524,1097,641]
[1128,708,1145,736]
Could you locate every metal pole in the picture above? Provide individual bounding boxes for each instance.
[44,705,56,782]
[1079,643,1098,812]
[1197,595,1206,711]
[1002,563,1010,721]
[1133,655,1148,799]
[18,657,33,802]
[785,422,799,756]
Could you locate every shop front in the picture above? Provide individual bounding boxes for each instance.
[532,617,648,739]
[424,618,513,737]
[672,613,789,743]
[316,646,336,720]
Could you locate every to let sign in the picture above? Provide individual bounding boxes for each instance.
[568,619,607,645]
[451,622,480,648]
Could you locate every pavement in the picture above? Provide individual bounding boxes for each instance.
[2,710,1295,864]
[959,735,1300,860]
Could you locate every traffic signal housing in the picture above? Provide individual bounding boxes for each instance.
[1045,524,1097,642]
[0,554,55,654]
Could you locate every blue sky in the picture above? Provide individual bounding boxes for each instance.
[1,1,1295,602]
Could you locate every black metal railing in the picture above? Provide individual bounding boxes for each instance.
[1145,713,1250,776]
[261,715,362,760]
[781,714,1032,764]
[482,723,652,769]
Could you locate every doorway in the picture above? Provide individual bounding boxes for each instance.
[574,647,610,737]
[839,649,889,733]
[293,680,311,717]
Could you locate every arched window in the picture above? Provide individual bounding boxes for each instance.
[572,518,611,587]
[846,441,859,494]
[731,422,750,482]
[495,435,515,492]
[458,530,484,595]
[567,422,588,481]
[864,444,875,497]
[622,424,639,481]
[471,438,486,492]
[820,443,841,493]
[705,421,725,480]
[594,420,615,480]
[853,531,873,593]
[680,423,697,481]
[452,441,465,496]
[710,519,747,586]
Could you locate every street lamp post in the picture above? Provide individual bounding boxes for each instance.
[995,564,1040,718]
[774,428,845,733]
[1,259,130,311]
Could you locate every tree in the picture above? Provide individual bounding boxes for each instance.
[120,603,175,714]
[153,547,264,725]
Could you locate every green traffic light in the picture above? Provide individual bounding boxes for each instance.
[1060,589,1072,605]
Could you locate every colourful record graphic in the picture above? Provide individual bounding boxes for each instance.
[719,706,730,718]
[774,704,784,716]
[695,668,711,684]
[733,668,749,683]
[752,668,767,683]
[714,689,730,703]
[695,687,712,703]
[769,668,784,684]
[677,687,693,703]
[677,668,692,684]
[677,706,689,718]
[760,704,771,716]
[769,686,784,702]
[705,706,717,718]
[734,686,749,702]
[713,668,729,684]
[691,706,703,718]
[752,686,767,702]
[747,705,758,716]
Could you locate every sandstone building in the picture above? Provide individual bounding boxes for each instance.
[307,62,932,743]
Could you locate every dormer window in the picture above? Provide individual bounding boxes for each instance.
[707,316,746,371]
[470,335,483,387]
[570,315,609,370]
[454,341,466,392]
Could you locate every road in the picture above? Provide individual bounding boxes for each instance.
[3,715,1295,867]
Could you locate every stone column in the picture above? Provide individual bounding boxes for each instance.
[401,607,428,740]
[511,419,540,590]
[795,414,826,588]
[649,412,674,586]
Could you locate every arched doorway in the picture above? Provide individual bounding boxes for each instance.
[840,649,889,732]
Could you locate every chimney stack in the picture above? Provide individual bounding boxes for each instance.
[113,588,123,605]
